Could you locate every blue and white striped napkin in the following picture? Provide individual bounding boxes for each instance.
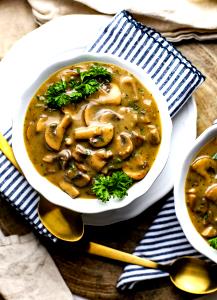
[117,194,203,289]
[0,10,205,288]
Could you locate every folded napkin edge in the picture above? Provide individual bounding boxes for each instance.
[119,11,205,80]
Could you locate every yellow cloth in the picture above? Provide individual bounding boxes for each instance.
[27,0,217,41]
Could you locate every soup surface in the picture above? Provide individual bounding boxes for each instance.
[24,62,161,201]
[185,138,217,248]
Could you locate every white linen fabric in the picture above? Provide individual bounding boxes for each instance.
[0,10,206,290]
[27,0,217,41]
[0,230,84,300]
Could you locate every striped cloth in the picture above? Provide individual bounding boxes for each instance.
[0,10,204,288]
[116,195,204,289]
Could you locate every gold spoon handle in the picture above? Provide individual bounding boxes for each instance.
[88,241,164,270]
[0,132,22,173]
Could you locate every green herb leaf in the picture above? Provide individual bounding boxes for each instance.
[208,237,217,249]
[91,171,133,203]
[40,65,112,108]
[212,153,217,160]
[80,65,112,83]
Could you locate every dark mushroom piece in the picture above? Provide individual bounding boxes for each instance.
[147,125,160,145]
[43,149,72,169]
[45,114,72,151]
[88,149,113,172]
[72,144,91,162]
[131,131,146,147]
[115,132,134,160]
[65,169,91,187]
[191,156,217,180]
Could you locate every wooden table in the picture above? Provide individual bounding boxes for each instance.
[0,2,217,299]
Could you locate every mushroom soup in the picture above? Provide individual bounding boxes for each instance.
[185,138,217,246]
[24,62,161,200]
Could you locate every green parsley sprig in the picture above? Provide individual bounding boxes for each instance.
[91,171,133,203]
[40,65,112,108]
[209,237,217,249]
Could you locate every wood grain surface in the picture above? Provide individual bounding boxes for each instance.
[0,1,217,300]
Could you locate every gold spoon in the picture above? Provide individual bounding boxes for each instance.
[1,132,217,295]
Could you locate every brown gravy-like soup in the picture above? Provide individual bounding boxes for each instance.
[185,138,217,243]
[24,62,161,199]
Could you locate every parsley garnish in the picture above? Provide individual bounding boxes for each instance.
[212,153,217,160]
[41,65,112,108]
[208,237,217,249]
[91,171,133,203]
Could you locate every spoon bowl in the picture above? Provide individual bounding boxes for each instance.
[38,196,84,242]
[170,257,217,294]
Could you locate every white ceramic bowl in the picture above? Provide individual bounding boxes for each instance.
[13,52,172,214]
[174,123,217,263]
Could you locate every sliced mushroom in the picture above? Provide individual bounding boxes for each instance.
[186,193,197,209]
[147,125,161,145]
[94,83,121,105]
[95,149,113,160]
[26,121,35,141]
[59,180,79,198]
[96,109,123,124]
[115,132,133,159]
[122,155,149,180]
[131,131,146,147]
[36,115,48,132]
[42,149,71,169]
[84,102,98,126]
[84,103,123,126]
[42,153,58,163]
[45,114,72,151]
[201,225,217,238]
[74,123,114,148]
[191,155,217,180]
[75,162,88,173]
[88,149,113,172]
[120,75,138,100]
[72,144,91,162]
[73,172,90,187]
[205,184,217,203]
[64,136,73,145]
[65,169,90,187]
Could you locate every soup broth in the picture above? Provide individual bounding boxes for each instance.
[24,62,161,200]
[185,137,217,243]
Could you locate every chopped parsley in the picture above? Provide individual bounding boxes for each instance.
[208,237,217,249]
[40,65,112,108]
[91,171,133,203]
[212,153,217,160]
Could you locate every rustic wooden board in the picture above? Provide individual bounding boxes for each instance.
[0,2,216,297]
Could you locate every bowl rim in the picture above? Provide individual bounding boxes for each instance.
[174,123,217,263]
[12,52,172,214]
